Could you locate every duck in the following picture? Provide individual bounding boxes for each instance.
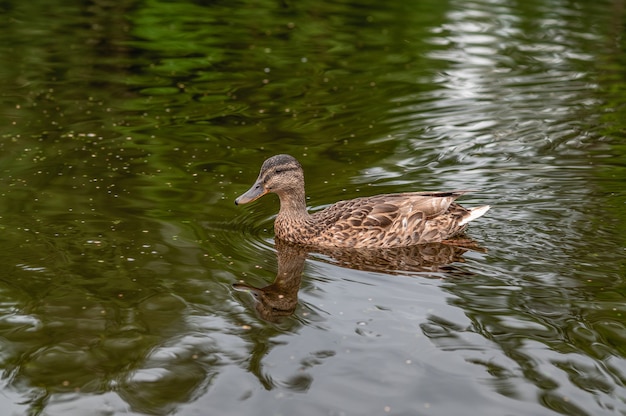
[235,154,490,249]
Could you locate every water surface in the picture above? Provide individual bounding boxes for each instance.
[1,0,626,415]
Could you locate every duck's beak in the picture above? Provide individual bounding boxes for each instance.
[235,180,267,205]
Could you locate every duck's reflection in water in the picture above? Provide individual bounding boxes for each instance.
[314,238,483,275]
[233,240,307,321]
[234,238,483,321]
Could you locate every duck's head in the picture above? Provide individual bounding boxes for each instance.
[235,154,304,205]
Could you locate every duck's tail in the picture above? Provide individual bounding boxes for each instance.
[459,205,490,226]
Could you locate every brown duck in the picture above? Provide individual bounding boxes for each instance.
[235,154,490,249]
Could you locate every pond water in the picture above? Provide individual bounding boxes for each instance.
[1,0,626,414]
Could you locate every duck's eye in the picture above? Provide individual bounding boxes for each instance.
[275,169,284,174]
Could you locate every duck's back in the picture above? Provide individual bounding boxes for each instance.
[307,191,474,248]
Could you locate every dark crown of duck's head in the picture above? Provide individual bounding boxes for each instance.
[258,154,303,188]
[260,154,301,173]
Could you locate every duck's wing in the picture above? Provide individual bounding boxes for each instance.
[381,191,468,219]
[312,191,471,247]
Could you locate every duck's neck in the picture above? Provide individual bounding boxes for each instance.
[274,187,312,242]
[276,187,309,218]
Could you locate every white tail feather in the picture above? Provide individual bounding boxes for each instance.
[459,205,490,226]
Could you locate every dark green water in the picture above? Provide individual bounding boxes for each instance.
[1,0,626,415]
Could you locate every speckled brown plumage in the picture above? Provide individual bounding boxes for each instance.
[235,154,490,249]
